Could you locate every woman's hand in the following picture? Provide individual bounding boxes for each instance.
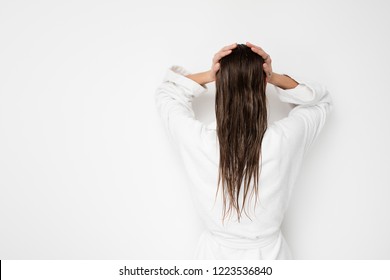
[209,42,238,82]
[246,41,273,82]
[185,43,237,85]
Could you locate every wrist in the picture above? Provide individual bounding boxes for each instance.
[185,70,213,86]
[202,70,214,84]
[268,72,278,85]
[269,72,299,90]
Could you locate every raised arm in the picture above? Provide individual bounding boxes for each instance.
[269,73,299,90]
[185,70,213,86]
[246,41,333,156]
[155,65,208,145]
[246,41,299,90]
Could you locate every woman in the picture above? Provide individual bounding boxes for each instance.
[155,42,333,259]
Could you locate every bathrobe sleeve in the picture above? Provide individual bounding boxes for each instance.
[271,76,333,156]
[155,65,208,145]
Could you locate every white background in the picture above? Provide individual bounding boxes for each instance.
[0,0,389,259]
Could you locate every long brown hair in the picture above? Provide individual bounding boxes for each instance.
[215,44,268,223]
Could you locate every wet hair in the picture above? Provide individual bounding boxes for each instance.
[215,43,268,223]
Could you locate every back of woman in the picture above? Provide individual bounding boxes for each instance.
[155,42,333,259]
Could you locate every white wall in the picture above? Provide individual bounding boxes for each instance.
[1,0,389,259]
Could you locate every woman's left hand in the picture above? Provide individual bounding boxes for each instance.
[209,42,238,82]
[246,41,273,82]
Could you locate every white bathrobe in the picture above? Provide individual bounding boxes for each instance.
[155,65,333,259]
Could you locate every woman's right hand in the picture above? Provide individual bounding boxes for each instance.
[246,42,273,82]
[209,42,238,82]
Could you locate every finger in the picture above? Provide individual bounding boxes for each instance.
[263,63,272,75]
[213,50,230,63]
[246,41,256,48]
[264,63,271,70]
[246,41,265,51]
[250,47,268,59]
[263,55,271,63]
[222,42,237,50]
[221,42,237,52]
[213,62,220,72]
[247,44,266,55]
[252,48,270,61]
[246,42,269,59]
[213,49,232,63]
